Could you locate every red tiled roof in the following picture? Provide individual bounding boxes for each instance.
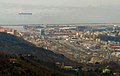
[0,27,8,30]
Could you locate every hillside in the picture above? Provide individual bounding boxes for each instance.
[0,52,76,76]
[0,53,51,76]
[0,32,120,76]
[0,32,77,65]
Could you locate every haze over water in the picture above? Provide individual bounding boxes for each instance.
[0,0,120,24]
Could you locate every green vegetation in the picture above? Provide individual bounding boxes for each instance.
[97,34,120,42]
[0,53,51,76]
[0,53,76,76]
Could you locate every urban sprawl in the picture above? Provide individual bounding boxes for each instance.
[0,24,120,64]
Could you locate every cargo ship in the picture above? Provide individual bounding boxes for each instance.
[18,12,32,15]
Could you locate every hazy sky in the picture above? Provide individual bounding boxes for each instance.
[0,0,120,7]
[0,0,120,24]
